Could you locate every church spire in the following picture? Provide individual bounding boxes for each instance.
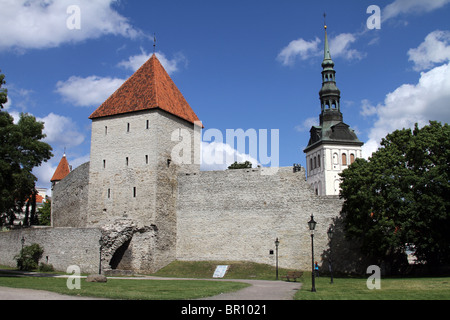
[319,20,342,125]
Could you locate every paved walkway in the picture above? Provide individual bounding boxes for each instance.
[0,270,302,300]
[198,279,301,300]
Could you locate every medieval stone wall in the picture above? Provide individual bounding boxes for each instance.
[0,227,101,273]
[52,162,90,228]
[176,167,363,272]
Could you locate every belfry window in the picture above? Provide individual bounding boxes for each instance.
[127,123,130,133]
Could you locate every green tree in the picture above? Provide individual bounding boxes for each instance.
[37,198,51,226]
[340,121,450,272]
[0,70,7,109]
[228,161,252,169]
[0,109,53,226]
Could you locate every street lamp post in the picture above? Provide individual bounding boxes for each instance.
[308,215,317,292]
[275,238,280,280]
[327,226,334,284]
[98,238,103,275]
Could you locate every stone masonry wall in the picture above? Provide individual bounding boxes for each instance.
[0,227,101,273]
[176,167,364,272]
[52,162,90,228]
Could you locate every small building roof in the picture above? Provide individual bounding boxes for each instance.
[51,154,70,183]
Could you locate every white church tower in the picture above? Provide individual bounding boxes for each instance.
[304,23,363,196]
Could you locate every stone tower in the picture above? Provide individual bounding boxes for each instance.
[87,53,202,272]
[304,24,363,196]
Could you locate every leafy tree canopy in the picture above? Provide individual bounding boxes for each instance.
[228,161,252,169]
[340,121,450,270]
[0,70,7,110]
[0,76,53,226]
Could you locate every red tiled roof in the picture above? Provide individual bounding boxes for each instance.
[51,155,70,182]
[89,54,202,126]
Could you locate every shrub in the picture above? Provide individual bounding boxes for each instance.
[38,262,54,272]
[15,243,44,271]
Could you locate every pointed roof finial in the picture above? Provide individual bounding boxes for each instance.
[324,12,327,29]
[153,33,157,54]
[323,14,333,64]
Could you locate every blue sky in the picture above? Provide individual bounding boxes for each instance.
[1,0,450,191]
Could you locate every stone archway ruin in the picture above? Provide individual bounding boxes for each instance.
[100,219,157,274]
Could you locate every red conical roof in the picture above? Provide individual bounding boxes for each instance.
[50,155,70,183]
[89,54,202,126]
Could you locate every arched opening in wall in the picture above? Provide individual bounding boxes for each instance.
[342,153,347,165]
[331,101,337,109]
[109,238,133,270]
[350,153,355,164]
[333,153,338,165]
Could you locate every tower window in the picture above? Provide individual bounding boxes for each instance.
[350,153,355,164]
[126,157,129,166]
[107,189,111,199]
[133,187,137,198]
[145,155,149,164]
[103,160,106,169]
[105,126,108,135]
[146,120,150,130]
[318,156,321,168]
[127,123,130,133]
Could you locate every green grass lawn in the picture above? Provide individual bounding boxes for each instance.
[152,260,293,280]
[0,269,249,300]
[295,271,450,300]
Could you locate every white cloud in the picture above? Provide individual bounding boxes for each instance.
[360,99,378,117]
[362,62,450,158]
[55,75,125,107]
[329,33,365,61]
[295,117,318,132]
[363,31,450,158]
[383,0,450,22]
[277,33,363,66]
[277,37,321,66]
[408,30,450,71]
[200,141,260,171]
[37,112,85,148]
[0,0,143,51]
[118,49,187,75]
